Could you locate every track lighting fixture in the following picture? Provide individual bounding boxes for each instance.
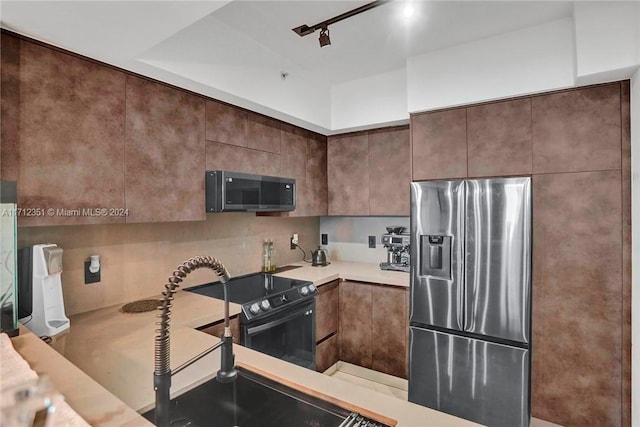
[292,1,388,48]
[318,27,331,47]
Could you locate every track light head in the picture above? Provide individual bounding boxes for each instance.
[319,27,331,47]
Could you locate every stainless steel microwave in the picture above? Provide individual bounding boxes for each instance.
[205,171,295,212]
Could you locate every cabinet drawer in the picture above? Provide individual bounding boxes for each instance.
[316,280,339,341]
[316,334,339,373]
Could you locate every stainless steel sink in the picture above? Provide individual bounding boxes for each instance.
[142,366,390,427]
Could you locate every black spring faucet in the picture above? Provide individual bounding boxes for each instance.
[153,256,237,427]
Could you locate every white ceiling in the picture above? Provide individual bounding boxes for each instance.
[1,0,574,131]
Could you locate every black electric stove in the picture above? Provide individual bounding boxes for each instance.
[186,273,317,322]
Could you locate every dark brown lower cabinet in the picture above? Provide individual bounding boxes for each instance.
[316,334,339,373]
[371,285,408,379]
[339,280,373,367]
[199,316,241,344]
[339,280,408,379]
[315,280,340,372]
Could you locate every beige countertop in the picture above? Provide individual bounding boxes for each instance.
[11,263,481,427]
[12,330,151,427]
[272,260,409,287]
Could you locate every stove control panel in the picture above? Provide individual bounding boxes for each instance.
[241,281,318,321]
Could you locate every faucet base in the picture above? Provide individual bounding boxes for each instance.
[216,335,238,383]
[153,371,171,427]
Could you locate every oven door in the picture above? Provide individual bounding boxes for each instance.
[242,300,316,370]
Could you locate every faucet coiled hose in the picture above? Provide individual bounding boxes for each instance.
[154,256,230,376]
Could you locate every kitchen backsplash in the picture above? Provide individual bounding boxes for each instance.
[319,216,409,263]
[17,214,319,315]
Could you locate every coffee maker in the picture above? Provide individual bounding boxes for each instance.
[18,244,69,337]
[380,226,410,273]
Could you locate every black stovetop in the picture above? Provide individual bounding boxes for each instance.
[187,273,305,303]
[186,272,316,322]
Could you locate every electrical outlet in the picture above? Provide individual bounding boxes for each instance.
[368,235,376,248]
[84,261,101,284]
[321,234,328,245]
[290,233,299,250]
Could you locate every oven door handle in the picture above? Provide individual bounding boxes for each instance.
[246,307,313,336]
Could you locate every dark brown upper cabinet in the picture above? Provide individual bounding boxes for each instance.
[304,134,328,217]
[0,35,127,226]
[125,76,205,223]
[369,127,411,215]
[411,108,467,181]
[205,100,248,147]
[205,141,281,177]
[532,83,621,174]
[467,98,532,177]
[247,113,281,154]
[327,134,370,215]
[281,125,329,217]
[280,124,307,211]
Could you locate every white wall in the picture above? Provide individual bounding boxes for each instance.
[330,68,408,133]
[574,2,640,85]
[319,216,409,264]
[632,66,640,427]
[406,18,575,113]
[138,14,333,131]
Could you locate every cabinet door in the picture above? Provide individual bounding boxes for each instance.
[411,109,467,181]
[125,76,205,223]
[305,134,328,216]
[205,141,280,177]
[328,134,369,215]
[532,83,621,174]
[247,113,281,154]
[280,125,308,216]
[316,334,339,373]
[316,280,339,341]
[372,285,408,378]
[339,280,372,368]
[467,98,532,177]
[532,171,622,426]
[1,35,126,226]
[205,100,247,147]
[369,127,410,215]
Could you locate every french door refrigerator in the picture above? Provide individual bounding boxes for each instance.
[408,177,532,427]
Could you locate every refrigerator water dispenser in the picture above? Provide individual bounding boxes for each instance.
[420,235,451,279]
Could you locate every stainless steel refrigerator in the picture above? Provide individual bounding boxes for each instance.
[408,177,532,427]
